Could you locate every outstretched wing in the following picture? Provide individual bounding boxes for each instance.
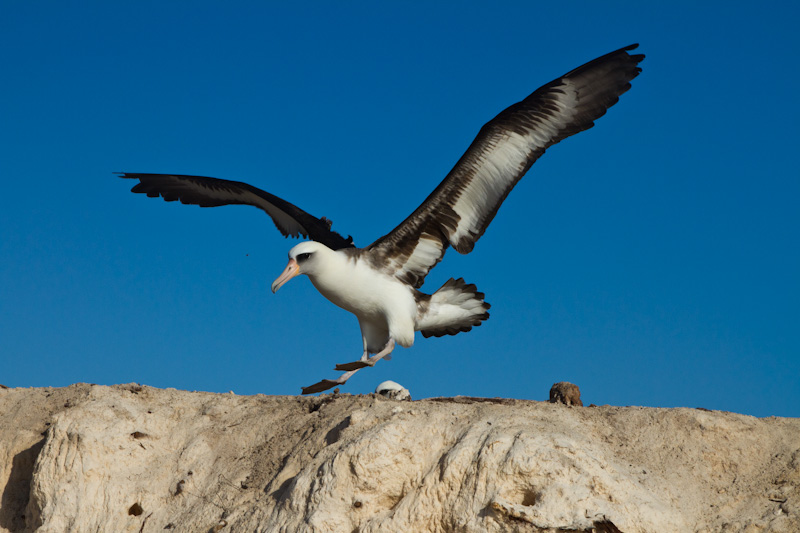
[118,173,355,250]
[366,44,644,288]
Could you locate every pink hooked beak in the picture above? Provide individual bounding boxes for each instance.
[271,258,300,293]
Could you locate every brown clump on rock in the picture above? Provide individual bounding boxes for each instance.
[549,382,583,406]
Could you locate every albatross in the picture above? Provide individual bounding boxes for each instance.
[119,44,644,394]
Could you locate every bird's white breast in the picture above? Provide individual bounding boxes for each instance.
[306,252,417,346]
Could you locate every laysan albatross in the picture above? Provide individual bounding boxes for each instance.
[119,44,644,394]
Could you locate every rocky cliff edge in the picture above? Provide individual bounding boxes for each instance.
[0,384,798,532]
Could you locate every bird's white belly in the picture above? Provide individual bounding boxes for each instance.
[308,260,416,347]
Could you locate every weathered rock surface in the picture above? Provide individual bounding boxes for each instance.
[0,384,797,532]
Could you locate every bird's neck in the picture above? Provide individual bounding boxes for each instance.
[306,250,360,308]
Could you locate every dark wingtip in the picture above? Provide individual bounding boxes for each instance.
[116,172,150,180]
[621,43,645,64]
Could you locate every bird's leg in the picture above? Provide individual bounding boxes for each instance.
[301,370,359,395]
[334,338,395,371]
[365,338,395,365]
[302,338,397,395]
[334,340,370,372]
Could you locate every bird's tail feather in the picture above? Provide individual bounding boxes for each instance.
[416,278,490,338]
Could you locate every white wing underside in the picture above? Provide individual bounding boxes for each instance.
[366,45,643,289]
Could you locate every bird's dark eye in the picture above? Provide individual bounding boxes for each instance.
[297,253,312,262]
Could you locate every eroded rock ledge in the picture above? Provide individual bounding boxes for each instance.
[0,384,797,532]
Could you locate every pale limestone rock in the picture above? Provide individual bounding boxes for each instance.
[0,384,798,532]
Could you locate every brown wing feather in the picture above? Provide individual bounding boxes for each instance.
[367,44,644,288]
[118,173,355,250]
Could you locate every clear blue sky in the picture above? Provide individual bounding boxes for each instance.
[2,2,798,417]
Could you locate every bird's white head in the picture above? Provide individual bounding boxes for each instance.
[271,241,332,293]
